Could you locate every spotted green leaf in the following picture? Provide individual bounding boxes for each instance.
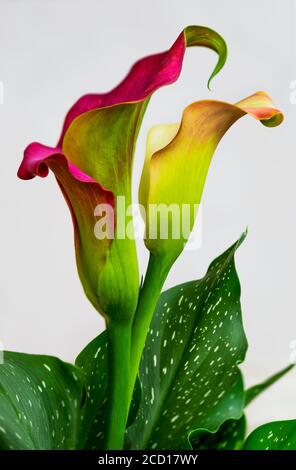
[244,420,296,450]
[189,365,294,451]
[0,351,83,450]
[189,364,294,450]
[75,331,141,449]
[75,331,108,449]
[126,233,247,450]
[191,416,246,450]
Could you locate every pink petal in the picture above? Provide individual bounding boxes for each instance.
[57,32,186,146]
[18,142,96,184]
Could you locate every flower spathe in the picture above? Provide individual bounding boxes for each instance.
[17,25,227,322]
[140,92,283,266]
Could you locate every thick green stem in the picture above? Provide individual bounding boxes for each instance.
[105,319,132,450]
[129,254,171,398]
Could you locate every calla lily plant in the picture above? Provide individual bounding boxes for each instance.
[16,25,285,450]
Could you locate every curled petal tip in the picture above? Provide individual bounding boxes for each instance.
[18,142,54,180]
[18,142,100,185]
[184,25,228,90]
[236,91,284,127]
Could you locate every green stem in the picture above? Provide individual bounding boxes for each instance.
[105,319,132,450]
[129,254,171,398]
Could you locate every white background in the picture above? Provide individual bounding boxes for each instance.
[1,0,296,431]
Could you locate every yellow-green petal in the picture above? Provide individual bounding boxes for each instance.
[140,92,283,265]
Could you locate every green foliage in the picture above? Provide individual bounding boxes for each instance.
[0,236,293,450]
[0,352,83,450]
[126,234,248,449]
[75,331,108,449]
[245,365,294,406]
[244,420,296,450]
[75,331,141,449]
[191,416,246,450]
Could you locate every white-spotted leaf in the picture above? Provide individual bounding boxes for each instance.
[244,420,296,450]
[190,365,294,450]
[0,351,83,449]
[75,331,141,449]
[191,416,246,450]
[75,331,108,449]
[126,233,248,449]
